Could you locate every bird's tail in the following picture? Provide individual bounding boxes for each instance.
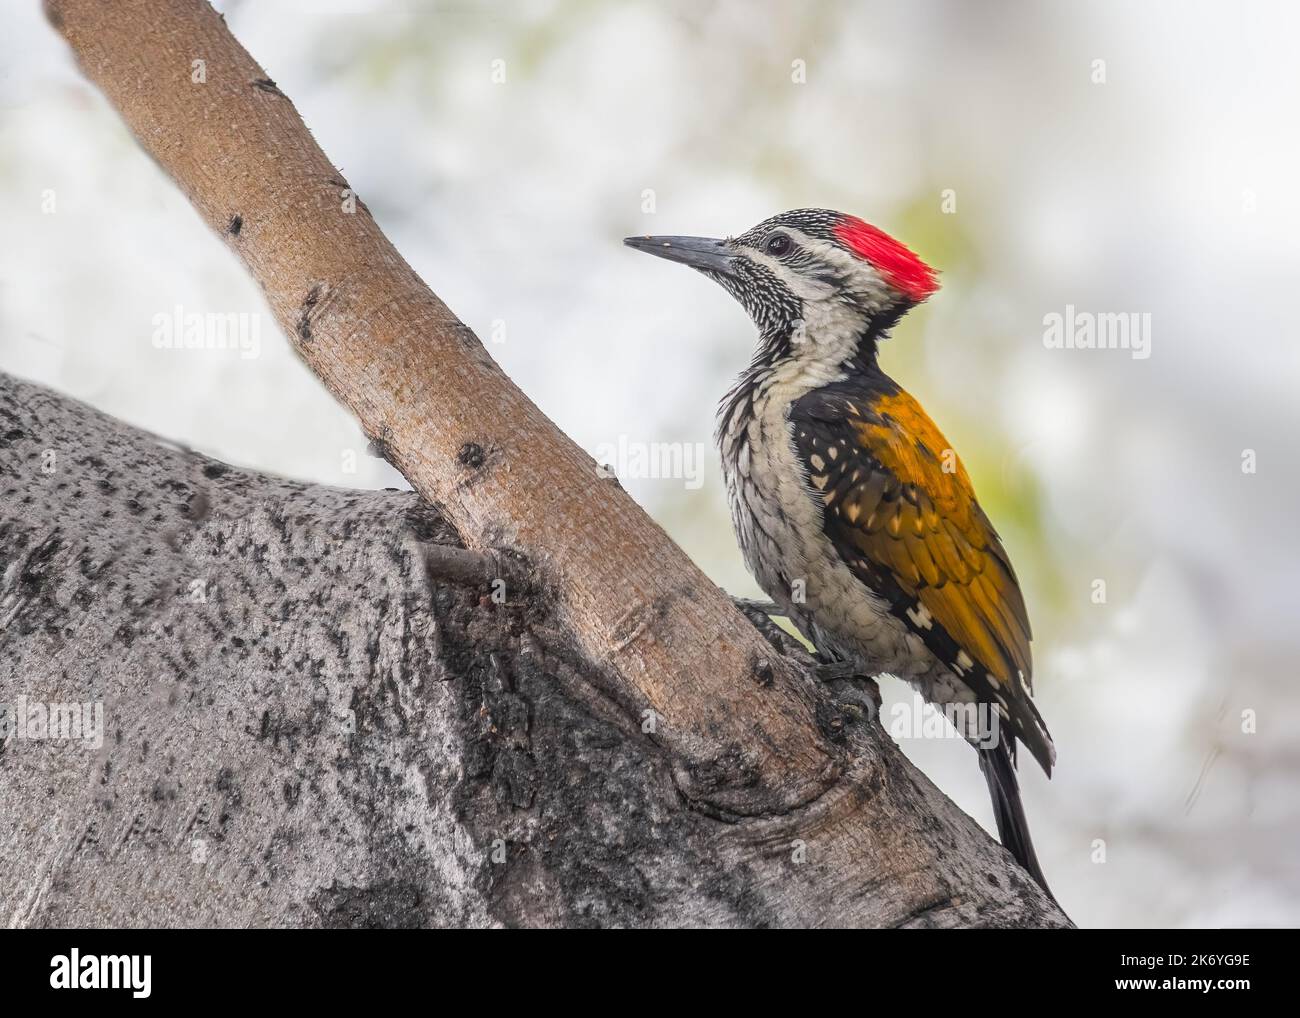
[977,739,1054,901]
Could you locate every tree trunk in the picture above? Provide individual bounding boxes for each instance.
[1,0,1072,927]
[0,376,1067,927]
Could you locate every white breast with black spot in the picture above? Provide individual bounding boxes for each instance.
[716,363,931,681]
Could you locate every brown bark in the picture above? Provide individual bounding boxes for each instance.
[45,0,831,813]
[21,0,1071,926]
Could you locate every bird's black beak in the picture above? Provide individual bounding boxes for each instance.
[623,235,736,277]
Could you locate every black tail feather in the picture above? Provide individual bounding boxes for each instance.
[978,739,1054,901]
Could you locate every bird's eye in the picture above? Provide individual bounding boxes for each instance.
[765,233,791,256]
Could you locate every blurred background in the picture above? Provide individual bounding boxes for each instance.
[3,0,1297,928]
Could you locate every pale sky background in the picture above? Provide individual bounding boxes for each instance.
[2,0,1298,928]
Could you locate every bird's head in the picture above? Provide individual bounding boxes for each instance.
[625,208,938,370]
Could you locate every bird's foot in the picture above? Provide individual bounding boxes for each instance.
[814,657,865,682]
[730,596,791,651]
[815,654,883,717]
[731,597,782,617]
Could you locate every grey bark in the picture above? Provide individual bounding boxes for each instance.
[0,374,1071,928]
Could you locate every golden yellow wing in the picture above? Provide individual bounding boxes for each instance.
[791,382,1053,773]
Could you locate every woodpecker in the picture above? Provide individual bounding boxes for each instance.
[626,209,1055,895]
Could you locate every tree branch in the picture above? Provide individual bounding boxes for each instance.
[44,0,845,816]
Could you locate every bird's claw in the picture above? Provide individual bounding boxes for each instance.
[814,655,883,716]
[814,658,864,682]
[732,597,782,617]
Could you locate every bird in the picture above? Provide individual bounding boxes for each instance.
[625,209,1055,896]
